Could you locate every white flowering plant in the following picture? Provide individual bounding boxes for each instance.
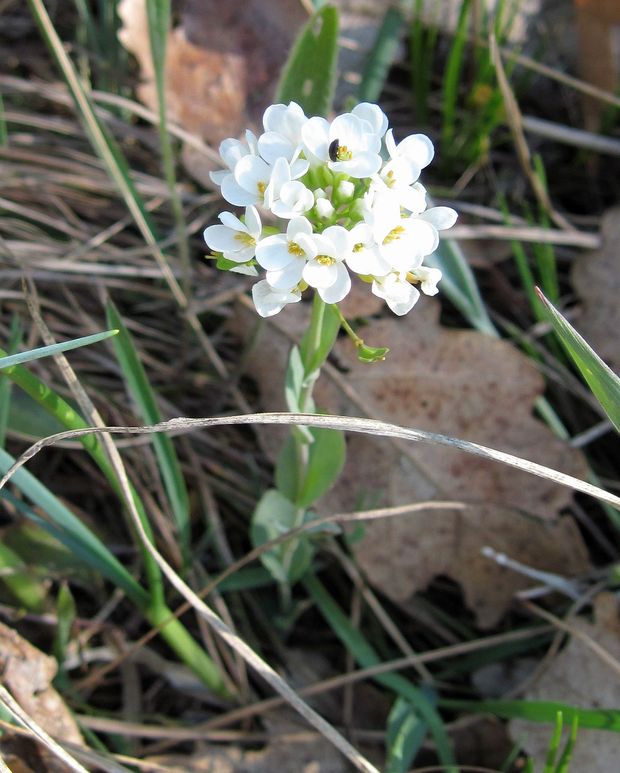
[203,99,456,590]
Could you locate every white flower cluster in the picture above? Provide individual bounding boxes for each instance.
[204,102,457,318]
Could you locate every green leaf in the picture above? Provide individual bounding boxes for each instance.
[106,301,190,557]
[386,697,428,773]
[0,329,118,370]
[284,345,306,413]
[536,288,620,433]
[276,5,339,117]
[357,344,389,363]
[358,7,404,104]
[275,434,300,502]
[297,426,346,508]
[0,314,22,446]
[251,489,313,584]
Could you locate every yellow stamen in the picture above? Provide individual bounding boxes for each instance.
[353,242,364,253]
[288,241,305,256]
[234,233,256,247]
[257,181,266,195]
[385,170,395,187]
[336,144,352,161]
[383,225,405,245]
[316,254,336,266]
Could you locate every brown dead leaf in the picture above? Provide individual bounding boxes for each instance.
[0,621,83,772]
[510,592,620,768]
[235,298,590,628]
[571,206,620,373]
[118,0,307,182]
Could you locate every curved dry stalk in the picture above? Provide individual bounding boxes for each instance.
[2,413,619,510]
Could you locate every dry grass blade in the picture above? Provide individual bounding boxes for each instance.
[3,414,618,510]
[490,33,574,232]
[448,225,600,248]
[0,684,88,773]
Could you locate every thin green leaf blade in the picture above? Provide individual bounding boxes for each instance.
[276,5,339,117]
[0,329,118,370]
[106,301,190,556]
[537,288,620,433]
[358,7,404,104]
[386,697,428,773]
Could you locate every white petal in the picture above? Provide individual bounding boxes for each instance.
[346,244,390,275]
[224,244,256,263]
[258,132,296,164]
[219,211,245,231]
[384,128,397,159]
[203,224,240,253]
[254,234,292,270]
[221,176,258,206]
[266,259,305,290]
[396,134,434,168]
[235,155,272,193]
[419,206,458,230]
[331,151,382,178]
[318,263,351,303]
[399,182,427,214]
[322,225,350,258]
[252,280,301,317]
[301,116,330,163]
[405,218,440,255]
[287,216,313,239]
[303,259,338,289]
[244,206,262,238]
[209,169,228,186]
[351,102,388,137]
[413,266,442,295]
[230,263,259,276]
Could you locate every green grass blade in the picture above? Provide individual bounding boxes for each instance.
[106,301,190,558]
[543,711,564,772]
[0,459,148,606]
[536,288,620,432]
[276,5,339,117]
[358,7,404,104]
[0,329,118,370]
[386,696,429,773]
[427,233,496,336]
[305,573,456,769]
[556,713,579,772]
[441,0,471,149]
[441,697,620,731]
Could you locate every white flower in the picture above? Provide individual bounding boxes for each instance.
[258,102,308,164]
[302,226,351,303]
[265,158,314,218]
[351,102,388,138]
[255,216,315,290]
[252,279,301,317]
[410,265,442,295]
[302,113,382,178]
[210,130,258,188]
[344,223,390,276]
[418,205,458,231]
[372,272,420,316]
[203,206,261,263]
[337,180,355,200]
[365,191,438,272]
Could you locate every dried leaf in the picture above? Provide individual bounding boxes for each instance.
[236,299,590,628]
[571,206,620,373]
[118,0,306,145]
[510,592,620,769]
[0,621,83,772]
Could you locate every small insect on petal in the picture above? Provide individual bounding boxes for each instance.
[328,138,340,162]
